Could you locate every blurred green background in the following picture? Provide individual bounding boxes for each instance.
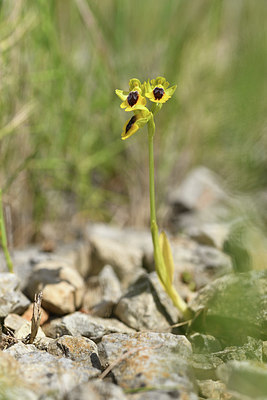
[0,0,266,245]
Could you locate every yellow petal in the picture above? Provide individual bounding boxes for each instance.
[145,91,154,100]
[159,231,174,285]
[165,85,177,97]
[120,100,128,109]
[121,116,139,140]
[124,103,148,112]
[129,78,142,91]
[115,89,128,101]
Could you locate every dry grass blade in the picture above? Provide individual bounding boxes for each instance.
[0,101,36,141]
[0,13,36,53]
[28,291,43,344]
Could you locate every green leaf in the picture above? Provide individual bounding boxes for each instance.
[159,231,174,286]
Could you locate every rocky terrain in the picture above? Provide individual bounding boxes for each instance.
[1,167,267,400]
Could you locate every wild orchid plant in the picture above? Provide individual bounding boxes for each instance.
[116,77,192,320]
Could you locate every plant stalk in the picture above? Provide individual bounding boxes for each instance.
[0,189,13,273]
[147,118,165,284]
[147,118,192,320]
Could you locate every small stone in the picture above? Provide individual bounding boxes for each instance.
[114,274,177,331]
[47,335,101,370]
[55,241,91,279]
[0,350,38,400]
[83,265,122,317]
[4,342,97,397]
[170,236,232,290]
[263,341,267,362]
[169,167,229,211]
[65,379,127,400]
[197,379,228,400]
[24,260,85,315]
[0,273,30,317]
[22,302,49,325]
[88,233,144,287]
[189,333,222,353]
[192,353,224,380]
[34,336,54,351]
[185,223,229,250]
[43,311,135,341]
[192,337,263,380]
[4,341,36,358]
[15,321,46,341]
[86,223,153,257]
[5,313,27,332]
[98,332,197,396]
[4,314,46,342]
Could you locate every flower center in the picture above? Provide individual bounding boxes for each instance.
[153,87,164,100]
[126,115,137,133]
[127,91,139,107]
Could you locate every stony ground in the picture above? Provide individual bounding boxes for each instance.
[1,167,267,400]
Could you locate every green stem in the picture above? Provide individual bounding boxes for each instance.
[0,189,13,273]
[148,117,156,225]
[147,118,167,286]
[147,117,192,320]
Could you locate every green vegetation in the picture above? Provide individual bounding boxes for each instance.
[0,0,266,243]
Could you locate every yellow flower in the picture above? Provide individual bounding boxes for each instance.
[145,76,177,104]
[115,78,147,112]
[121,110,151,140]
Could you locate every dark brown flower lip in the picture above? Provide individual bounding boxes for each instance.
[153,87,164,100]
[127,91,139,107]
[125,115,137,133]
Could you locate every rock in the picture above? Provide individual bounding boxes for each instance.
[89,234,144,287]
[47,335,101,371]
[214,337,263,363]
[0,273,30,317]
[1,246,62,291]
[168,167,230,213]
[192,337,263,380]
[4,313,27,332]
[189,333,222,354]
[114,273,178,331]
[65,380,127,400]
[217,360,267,399]
[24,260,85,315]
[127,389,193,400]
[189,271,267,343]
[197,379,228,400]
[185,222,229,250]
[263,341,267,362]
[4,314,46,342]
[55,241,91,278]
[0,350,38,400]
[86,223,231,292]
[4,242,90,292]
[98,332,197,397]
[4,342,97,398]
[192,353,224,380]
[43,311,135,341]
[4,341,37,358]
[166,167,234,233]
[34,336,54,351]
[86,223,153,258]
[21,303,49,325]
[148,272,181,323]
[170,237,232,290]
[83,265,122,317]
